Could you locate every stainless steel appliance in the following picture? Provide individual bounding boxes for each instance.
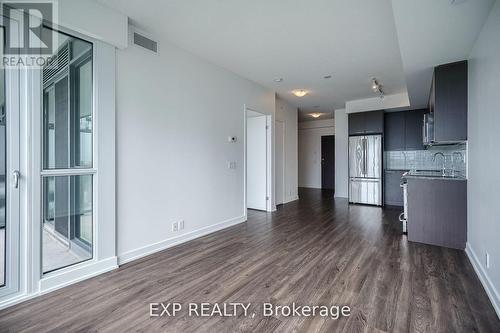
[399,177,408,234]
[423,113,434,145]
[349,135,382,206]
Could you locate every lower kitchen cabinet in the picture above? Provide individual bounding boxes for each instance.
[384,170,406,207]
[407,178,467,249]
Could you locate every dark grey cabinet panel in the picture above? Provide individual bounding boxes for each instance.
[384,110,425,151]
[349,111,384,135]
[384,112,405,151]
[431,60,468,143]
[407,178,467,250]
[405,109,426,150]
[384,170,405,207]
[364,111,384,134]
[348,113,366,135]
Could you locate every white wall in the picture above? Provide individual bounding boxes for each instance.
[334,109,349,198]
[275,97,299,203]
[116,30,275,262]
[467,0,500,317]
[59,0,128,48]
[298,119,334,189]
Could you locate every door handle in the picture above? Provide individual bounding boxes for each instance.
[13,170,20,189]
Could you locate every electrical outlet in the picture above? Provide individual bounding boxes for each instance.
[486,252,490,269]
[179,220,185,230]
[172,222,178,232]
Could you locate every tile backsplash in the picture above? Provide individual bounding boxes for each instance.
[385,144,467,176]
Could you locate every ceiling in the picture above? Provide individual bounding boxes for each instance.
[391,0,495,108]
[98,0,493,121]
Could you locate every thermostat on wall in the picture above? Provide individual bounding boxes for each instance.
[228,136,237,143]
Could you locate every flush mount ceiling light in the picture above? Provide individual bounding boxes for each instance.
[292,89,308,97]
[323,75,332,79]
[274,78,283,83]
[310,113,322,118]
[371,78,385,99]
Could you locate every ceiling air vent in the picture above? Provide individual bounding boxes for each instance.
[133,32,158,53]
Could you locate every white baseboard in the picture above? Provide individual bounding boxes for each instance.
[283,195,299,204]
[118,215,247,265]
[466,243,500,319]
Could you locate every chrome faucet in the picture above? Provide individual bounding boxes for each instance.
[433,152,446,176]
[452,152,464,177]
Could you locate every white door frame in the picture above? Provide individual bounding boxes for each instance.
[244,105,274,213]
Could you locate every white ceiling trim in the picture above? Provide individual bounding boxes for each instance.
[346,92,410,114]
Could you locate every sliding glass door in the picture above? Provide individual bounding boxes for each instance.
[41,28,94,274]
[0,21,21,297]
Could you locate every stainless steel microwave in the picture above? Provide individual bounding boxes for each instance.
[423,113,434,145]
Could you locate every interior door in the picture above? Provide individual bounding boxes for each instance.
[247,115,267,211]
[0,22,21,298]
[275,121,284,205]
[321,135,335,190]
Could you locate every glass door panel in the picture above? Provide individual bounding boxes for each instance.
[42,175,92,274]
[0,20,21,296]
[41,27,94,274]
[0,26,7,287]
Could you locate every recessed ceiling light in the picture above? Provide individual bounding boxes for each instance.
[292,89,308,97]
[323,75,332,79]
[310,113,322,118]
[274,78,283,83]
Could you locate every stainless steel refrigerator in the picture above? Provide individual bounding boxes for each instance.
[349,135,382,206]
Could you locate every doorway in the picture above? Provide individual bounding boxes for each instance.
[245,109,271,211]
[321,135,335,191]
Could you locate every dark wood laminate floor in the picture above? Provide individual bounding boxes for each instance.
[1,188,498,332]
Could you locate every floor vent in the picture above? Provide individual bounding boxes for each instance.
[133,32,158,53]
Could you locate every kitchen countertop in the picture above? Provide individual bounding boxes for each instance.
[402,170,466,181]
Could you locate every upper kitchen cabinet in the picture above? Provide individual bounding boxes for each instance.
[428,60,468,143]
[384,112,405,150]
[348,110,384,135]
[384,109,426,151]
[405,109,426,150]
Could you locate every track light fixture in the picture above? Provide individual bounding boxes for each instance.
[371,78,385,99]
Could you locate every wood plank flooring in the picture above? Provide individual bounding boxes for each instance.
[0,188,498,332]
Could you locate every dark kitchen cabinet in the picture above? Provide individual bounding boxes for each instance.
[407,177,467,250]
[384,113,405,151]
[364,111,384,134]
[348,113,366,135]
[384,170,406,207]
[384,109,425,151]
[348,111,384,135]
[405,109,426,150]
[428,60,468,143]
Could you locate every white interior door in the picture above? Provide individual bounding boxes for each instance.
[247,115,267,210]
[275,121,284,205]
